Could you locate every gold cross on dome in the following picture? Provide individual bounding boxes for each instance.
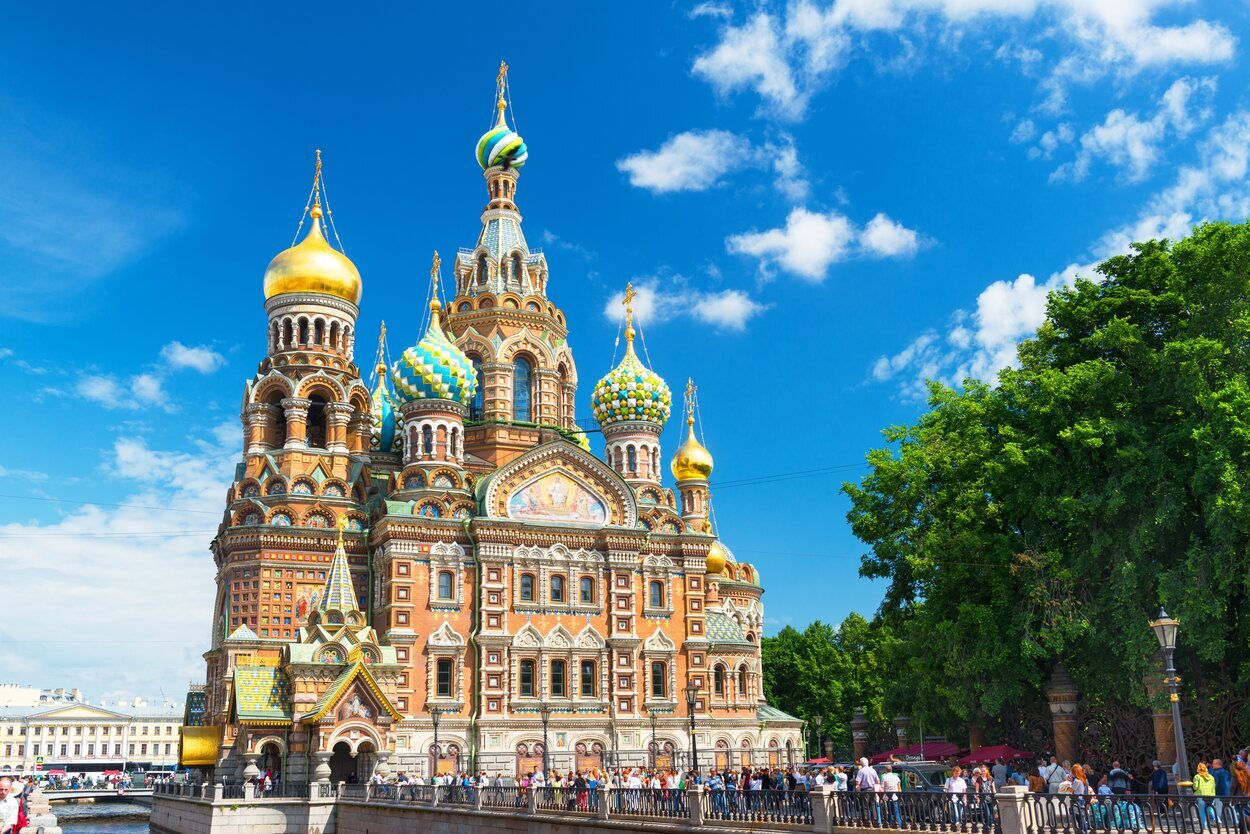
[430,251,441,292]
[623,282,636,325]
[336,514,348,545]
[685,379,697,425]
[497,60,509,86]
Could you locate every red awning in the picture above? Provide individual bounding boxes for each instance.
[869,742,963,764]
[102,770,123,775]
[46,769,67,775]
[806,757,833,765]
[958,745,1035,764]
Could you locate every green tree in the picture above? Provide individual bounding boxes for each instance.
[844,221,1250,732]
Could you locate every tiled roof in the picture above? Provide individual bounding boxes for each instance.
[757,703,802,724]
[233,666,292,723]
[705,611,751,645]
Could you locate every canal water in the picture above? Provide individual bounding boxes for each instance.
[56,801,150,834]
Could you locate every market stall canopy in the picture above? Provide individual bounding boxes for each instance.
[958,744,1035,764]
[869,741,963,764]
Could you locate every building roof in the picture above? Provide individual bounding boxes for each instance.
[757,703,803,724]
[232,666,292,724]
[705,611,752,645]
[303,661,402,723]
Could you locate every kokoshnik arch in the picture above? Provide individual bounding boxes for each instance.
[179,63,802,784]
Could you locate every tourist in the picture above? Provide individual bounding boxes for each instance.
[944,766,968,825]
[1150,760,1170,795]
[1028,763,1046,793]
[1194,762,1217,830]
[1106,761,1130,795]
[1042,756,1066,794]
[881,764,903,828]
[1213,757,1232,817]
[992,758,1008,789]
[1232,759,1250,796]
[0,777,20,834]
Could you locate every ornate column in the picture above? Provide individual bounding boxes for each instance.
[245,403,272,455]
[1047,662,1080,764]
[894,716,911,748]
[313,750,333,785]
[481,362,509,420]
[850,707,870,762]
[535,367,560,427]
[241,752,261,781]
[1144,649,1178,769]
[348,413,372,456]
[326,402,354,455]
[374,749,393,779]
[282,397,311,449]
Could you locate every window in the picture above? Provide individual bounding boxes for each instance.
[550,575,565,603]
[714,665,725,696]
[436,658,454,698]
[511,252,523,284]
[437,571,454,600]
[738,666,748,696]
[627,445,638,473]
[477,253,489,283]
[651,661,667,699]
[513,357,533,422]
[422,424,434,456]
[520,574,535,602]
[519,660,536,697]
[579,577,595,604]
[580,660,596,697]
[649,581,664,608]
[469,356,484,421]
[551,659,566,697]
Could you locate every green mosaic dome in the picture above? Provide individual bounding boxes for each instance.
[591,348,671,427]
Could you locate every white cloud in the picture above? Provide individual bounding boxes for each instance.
[0,427,234,696]
[727,207,922,280]
[691,2,1235,121]
[1051,76,1216,183]
[603,281,768,332]
[617,130,809,199]
[1029,123,1075,160]
[1011,119,1037,144]
[160,341,225,374]
[76,375,125,407]
[76,373,170,410]
[690,1,733,19]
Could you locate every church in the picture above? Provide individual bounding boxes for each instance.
[179,64,802,785]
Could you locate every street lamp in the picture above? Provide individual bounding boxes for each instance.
[685,682,700,776]
[813,715,823,761]
[539,703,552,776]
[649,709,658,769]
[1150,609,1190,788]
[430,708,441,781]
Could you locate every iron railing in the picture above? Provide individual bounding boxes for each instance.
[831,790,999,832]
[1024,793,1250,834]
[220,784,245,800]
[436,785,476,806]
[611,787,688,819]
[534,786,596,813]
[702,788,814,826]
[480,786,523,809]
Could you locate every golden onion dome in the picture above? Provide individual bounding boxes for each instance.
[263,205,362,305]
[671,416,714,481]
[705,540,728,575]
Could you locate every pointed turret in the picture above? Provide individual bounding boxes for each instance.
[318,516,361,619]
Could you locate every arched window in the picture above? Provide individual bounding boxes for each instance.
[519,660,535,697]
[307,395,328,449]
[550,575,565,603]
[437,571,453,600]
[580,660,596,697]
[436,658,453,698]
[627,445,638,473]
[649,580,664,609]
[550,659,566,697]
[314,319,325,346]
[298,318,309,344]
[714,665,725,696]
[469,356,484,421]
[450,427,460,458]
[579,577,595,604]
[558,365,570,427]
[422,425,433,456]
[520,574,535,602]
[329,321,340,351]
[511,253,523,285]
[513,357,533,422]
[651,661,667,699]
[738,666,748,697]
[477,254,489,284]
[282,319,294,349]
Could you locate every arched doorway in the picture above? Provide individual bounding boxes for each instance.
[329,741,354,785]
[259,741,283,785]
[355,741,376,783]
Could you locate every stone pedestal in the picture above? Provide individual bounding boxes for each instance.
[1144,650,1178,768]
[894,716,911,748]
[19,786,62,834]
[1047,662,1080,764]
[373,750,393,779]
[850,707,870,762]
[242,753,262,781]
[313,750,333,785]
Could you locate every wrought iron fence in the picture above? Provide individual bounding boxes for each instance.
[610,787,688,819]
[220,784,245,800]
[1024,793,1250,834]
[339,784,367,800]
[830,790,999,832]
[702,788,814,826]
[436,784,476,806]
[480,786,523,809]
[534,786,596,813]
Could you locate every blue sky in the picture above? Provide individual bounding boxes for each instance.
[3,1,1249,700]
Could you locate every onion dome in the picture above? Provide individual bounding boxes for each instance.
[263,152,362,304]
[706,540,728,575]
[370,362,400,452]
[392,253,478,407]
[476,62,528,170]
[671,413,714,481]
[592,283,672,427]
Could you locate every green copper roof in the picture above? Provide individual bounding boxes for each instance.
[757,703,802,724]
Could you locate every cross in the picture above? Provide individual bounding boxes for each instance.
[336,513,348,546]
[685,378,697,425]
[430,251,441,294]
[623,282,636,325]
[497,60,509,87]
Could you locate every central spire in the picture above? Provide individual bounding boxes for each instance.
[318,515,361,617]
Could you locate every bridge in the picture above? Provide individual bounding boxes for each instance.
[46,788,154,804]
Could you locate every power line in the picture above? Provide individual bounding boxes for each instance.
[713,462,866,490]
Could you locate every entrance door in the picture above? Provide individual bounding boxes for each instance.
[329,742,354,784]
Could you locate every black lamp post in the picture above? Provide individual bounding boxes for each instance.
[685,682,700,776]
[1150,609,1190,788]
[649,709,658,769]
[539,703,551,775]
[430,708,441,780]
[813,715,823,761]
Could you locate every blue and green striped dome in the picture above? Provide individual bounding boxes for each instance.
[369,365,401,453]
[476,125,528,170]
[391,312,477,407]
[592,349,671,427]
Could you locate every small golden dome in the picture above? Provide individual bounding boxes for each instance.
[263,206,362,305]
[671,417,714,481]
[706,540,727,575]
